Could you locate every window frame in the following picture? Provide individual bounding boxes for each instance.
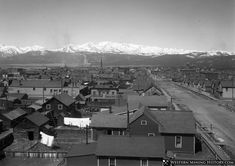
[141,120,147,125]
[58,104,63,110]
[140,159,148,166]
[175,136,182,148]
[147,133,155,137]
[46,104,51,110]
[108,158,116,166]
[119,130,125,136]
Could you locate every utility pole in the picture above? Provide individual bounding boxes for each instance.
[126,103,130,136]
[42,87,45,104]
[85,125,89,144]
[232,76,234,101]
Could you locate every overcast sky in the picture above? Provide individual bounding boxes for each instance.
[0,0,234,51]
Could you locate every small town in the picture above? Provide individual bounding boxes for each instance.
[0,63,234,166]
[0,0,234,166]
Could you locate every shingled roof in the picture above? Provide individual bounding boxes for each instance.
[53,93,75,107]
[127,95,169,110]
[221,80,235,88]
[129,106,196,134]
[90,113,127,129]
[2,108,27,120]
[26,112,49,127]
[10,79,62,88]
[67,143,97,157]
[96,135,165,158]
[150,110,196,134]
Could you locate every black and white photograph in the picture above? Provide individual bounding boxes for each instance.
[0,0,234,165]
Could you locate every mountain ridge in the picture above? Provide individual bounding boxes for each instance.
[0,41,234,57]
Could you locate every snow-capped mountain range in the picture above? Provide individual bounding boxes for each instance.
[0,41,234,57]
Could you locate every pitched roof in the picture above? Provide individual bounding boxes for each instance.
[53,93,75,106]
[2,108,27,120]
[153,110,196,134]
[67,143,97,157]
[127,95,169,110]
[129,107,196,134]
[143,83,163,95]
[221,80,235,88]
[90,113,127,129]
[96,135,165,158]
[10,79,62,88]
[7,93,28,100]
[28,104,42,111]
[26,112,49,127]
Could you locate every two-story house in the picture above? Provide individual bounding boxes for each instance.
[90,85,119,104]
[42,93,79,126]
[90,106,196,154]
[8,79,83,98]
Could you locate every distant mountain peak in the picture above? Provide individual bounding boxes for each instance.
[0,42,234,57]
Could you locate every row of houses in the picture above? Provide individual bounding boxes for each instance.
[181,78,235,99]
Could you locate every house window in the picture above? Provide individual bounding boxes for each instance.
[58,104,63,110]
[112,91,115,95]
[141,120,147,125]
[175,136,182,148]
[148,133,155,136]
[119,131,125,136]
[43,87,46,91]
[107,130,113,135]
[92,91,96,96]
[46,104,51,110]
[17,90,20,93]
[27,131,34,140]
[140,159,148,166]
[50,89,53,93]
[109,158,116,166]
[33,87,36,91]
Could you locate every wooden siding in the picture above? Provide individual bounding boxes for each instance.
[129,114,160,136]
[164,134,195,154]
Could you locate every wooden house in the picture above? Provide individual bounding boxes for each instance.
[42,93,79,126]
[66,136,165,166]
[0,108,27,128]
[15,112,49,140]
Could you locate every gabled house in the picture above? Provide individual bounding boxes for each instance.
[42,93,78,126]
[128,107,196,154]
[90,85,119,104]
[0,108,27,128]
[15,112,49,140]
[90,113,127,140]
[219,80,235,99]
[90,106,196,154]
[0,93,29,111]
[66,136,165,166]
[140,83,163,96]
